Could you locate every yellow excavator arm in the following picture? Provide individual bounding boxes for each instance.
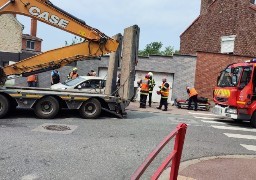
[0,0,119,85]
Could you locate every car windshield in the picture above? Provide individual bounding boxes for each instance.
[217,66,245,87]
[63,77,84,86]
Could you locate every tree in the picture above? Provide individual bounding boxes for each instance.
[65,36,84,46]
[139,41,178,56]
[161,46,174,56]
[139,42,163,56]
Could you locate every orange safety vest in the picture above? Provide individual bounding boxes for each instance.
[140,78,149,95]
[69,72,79,79]
[189,88,198,97]
[27,75,37,82]
[160,82,170,98]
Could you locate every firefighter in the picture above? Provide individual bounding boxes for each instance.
[139,74,150,108]
[186,86,198,111]
[67,67,79,80]
[148,72,156,107]
[157,78,170,111]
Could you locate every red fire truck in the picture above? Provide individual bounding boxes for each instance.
[213,59,256,127]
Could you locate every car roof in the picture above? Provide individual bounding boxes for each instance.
[79,76,105,80]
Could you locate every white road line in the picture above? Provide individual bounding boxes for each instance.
[224,133,256,140]
[212,125,256,132]
[240,144,256,151]
[201,120,226,124]
[188,112,218,116]
[194,116,217,120]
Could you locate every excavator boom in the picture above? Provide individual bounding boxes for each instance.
[0,0,119,85]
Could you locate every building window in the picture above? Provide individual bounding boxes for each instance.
[250,0,255,4]
[26,40,35,50]
[221,35,236,54]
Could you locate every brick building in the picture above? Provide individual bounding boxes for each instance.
[0,14,22,54]
[180,0,256,57]
[195,51,254,99]
[22,19,42,53]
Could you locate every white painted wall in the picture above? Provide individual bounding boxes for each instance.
[98,68,173,103]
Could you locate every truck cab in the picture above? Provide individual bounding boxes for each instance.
[213,59,256,127]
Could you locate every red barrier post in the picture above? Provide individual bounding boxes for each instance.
[170,123,187,180]
[131,123,187,180]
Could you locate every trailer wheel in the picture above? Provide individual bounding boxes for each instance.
[250,112,256,128]
[79,98,101,119]
[34,97,59,119]
[0,94,10,118]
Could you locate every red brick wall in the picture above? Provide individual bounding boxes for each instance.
[195,52,254,99]
[22,38,41,52]
[180,0,256,57]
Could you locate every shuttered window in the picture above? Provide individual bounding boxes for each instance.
[221,35,236,54]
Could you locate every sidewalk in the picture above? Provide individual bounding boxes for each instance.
[126,101,208,116]
[127,102,256,180]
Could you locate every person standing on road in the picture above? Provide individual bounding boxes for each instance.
[51,69,60,85]
[157,78,170,111]
[67,67,79,80]
[27,74,37,87]
[186,86,198,111]
[148,72,156,107]
[139,74,150,108]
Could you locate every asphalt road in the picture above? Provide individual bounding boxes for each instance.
[0,109,255,180]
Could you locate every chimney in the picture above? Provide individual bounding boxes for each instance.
[200,0,214,15]
[31,18,37,37]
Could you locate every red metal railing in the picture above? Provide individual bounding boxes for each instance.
[131,123,187,180]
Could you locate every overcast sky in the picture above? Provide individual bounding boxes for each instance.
[17,0,201,52]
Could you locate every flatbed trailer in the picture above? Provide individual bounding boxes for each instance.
[0,86,128,119]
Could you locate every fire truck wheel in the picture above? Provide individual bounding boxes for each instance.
[79,98,101,119]
[34,96,60,119]
[250,113,256,128]
[0,94,10,118]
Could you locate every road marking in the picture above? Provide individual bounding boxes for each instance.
[21,174,39,180]
[188,112,217,116]
[194,116,217,120]
[240,144,256,151]
[224,133,256,140]
[201,120,226,124]
[212,125,256,132]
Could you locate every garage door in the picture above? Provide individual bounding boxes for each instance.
[98,68,174,103]
[135,71,173,103]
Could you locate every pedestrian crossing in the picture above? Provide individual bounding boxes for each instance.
[189,111,256,152]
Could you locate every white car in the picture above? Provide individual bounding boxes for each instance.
[50,76,106,94]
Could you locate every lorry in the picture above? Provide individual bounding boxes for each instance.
[0,0,132,119]
[212,59,256,127]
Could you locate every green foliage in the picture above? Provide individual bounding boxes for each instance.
[65,36,84,46]
[138,41,179,56]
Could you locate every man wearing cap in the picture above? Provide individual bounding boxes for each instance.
[157,78,170,111]
[148,72,156,107]
[68,67,79,80]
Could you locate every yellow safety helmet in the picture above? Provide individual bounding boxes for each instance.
[73,67,78,71]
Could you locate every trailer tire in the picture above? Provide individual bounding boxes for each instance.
[79,98,101,119]
[34,96,59,119]
[250,112,256,128]
[0,94,10,118]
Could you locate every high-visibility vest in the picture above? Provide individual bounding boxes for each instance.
[27,75,36,82]
[149,78,155,93]
[69,72,79,79]
[160,82,170,98]
[140,78,149,95]
[189,88,198,97]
